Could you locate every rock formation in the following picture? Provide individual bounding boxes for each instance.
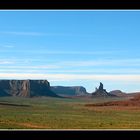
[51,86,88,96]
[0,80,59,97]
[92,82,115,97]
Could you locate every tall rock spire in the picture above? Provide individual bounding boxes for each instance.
[99,82,103,90]
[92,82,115,97]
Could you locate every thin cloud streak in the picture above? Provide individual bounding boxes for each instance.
[6,58,136,67]
[37,50,117,55]
[0,73,140,82]
[0,60,15,64]
[1,31,44,36]
[59,59,140,67]
[0,58,140,74]
[0,49,124,55]
[0,65,60,69]
[0,31,80,37]
[1,45,15,48]
[0,68,140,74]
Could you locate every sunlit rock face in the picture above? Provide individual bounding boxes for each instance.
[0,80,59,97]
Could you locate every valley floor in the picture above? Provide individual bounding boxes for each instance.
[0,96,139,129]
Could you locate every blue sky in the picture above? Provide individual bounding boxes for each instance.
[0,10,140,93]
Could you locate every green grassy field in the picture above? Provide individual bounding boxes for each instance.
[0,96,139,129]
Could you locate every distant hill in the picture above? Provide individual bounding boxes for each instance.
[109,90,127,97]
[0,80,59,97]
[51,86,89,97]
[109,90,140,98]
[87,91,140,107]
[126,92,140,97]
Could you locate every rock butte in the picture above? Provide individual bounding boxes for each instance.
[0,80,59,97]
